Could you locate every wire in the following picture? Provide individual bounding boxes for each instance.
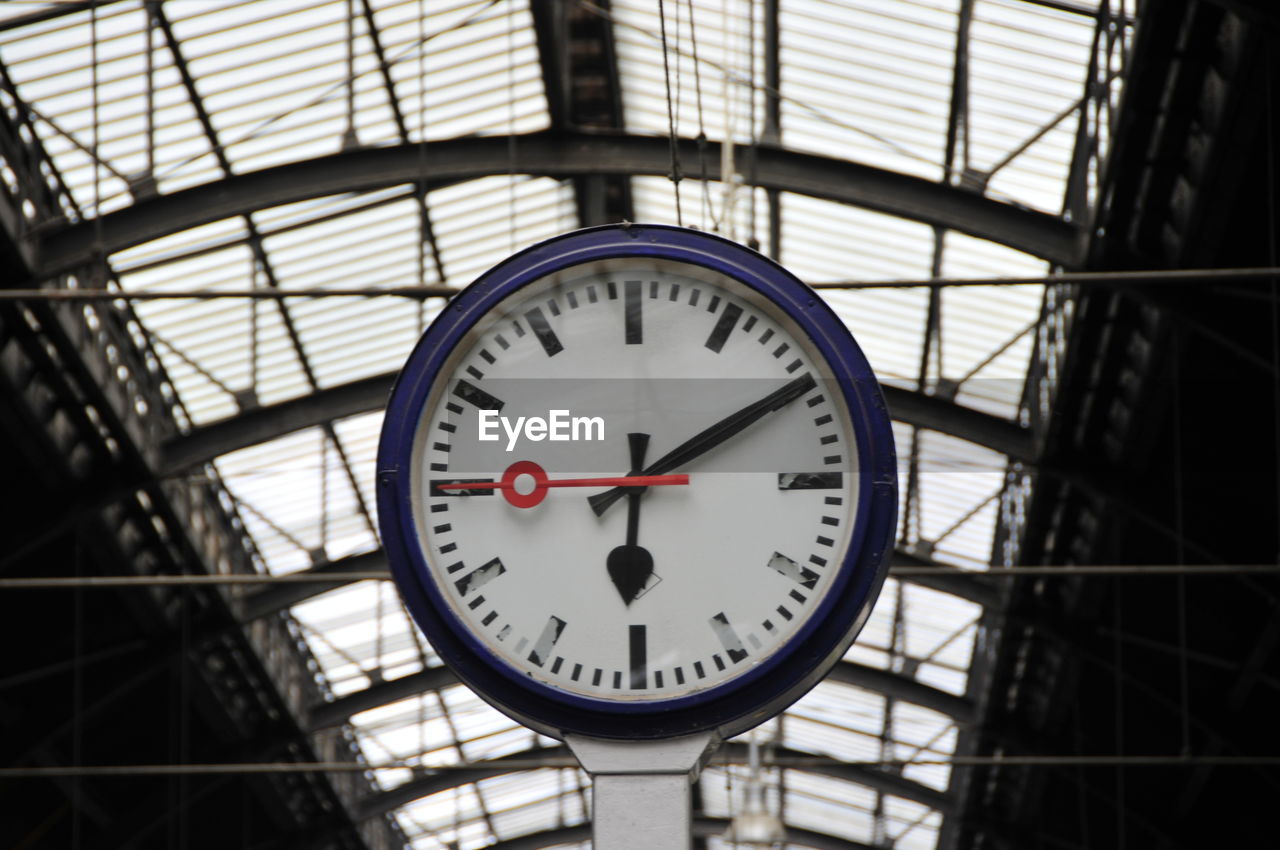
[9,267,1280,303]
[5,564,1280,589]
[579,0,938,168]
[657,0,684,225]
[5,754,1280,778]
[687,0,711,231]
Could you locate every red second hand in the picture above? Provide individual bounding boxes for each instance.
[437,475,688,491]
[435,461,688,508]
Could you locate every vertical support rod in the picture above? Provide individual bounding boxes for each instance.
[593,773,693,849]
[763,0,781,260]
[567,732,719,850]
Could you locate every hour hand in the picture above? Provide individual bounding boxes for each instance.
[606,433,655,605]
[588,372,817,516]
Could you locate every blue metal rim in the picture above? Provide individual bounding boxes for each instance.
[377,223,897,739]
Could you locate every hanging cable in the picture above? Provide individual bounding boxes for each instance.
[1172,325,1191,757]
[344,0,357,148]
[720,0,737,238]
[12,267,1280,304]
[7,564,1280,590]
[746,0,759,249]
[144,1,155,180]
[657,0,684,225]
[687,0,711,231]
[1267,39,1280,580]
[506,0,518,253]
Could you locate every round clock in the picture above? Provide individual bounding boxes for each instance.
[377,224,896,740]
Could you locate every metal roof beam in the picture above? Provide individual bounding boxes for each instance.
[305,659,973,734]
[356,742,949,821]
[38,132,1081,279]
[530,2,634,226]
[880,385,1034,462]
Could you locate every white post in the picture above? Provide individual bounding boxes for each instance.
[565,732,721,850]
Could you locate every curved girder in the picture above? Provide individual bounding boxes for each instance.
[472,818,885,850]
[38,131,1080,278]
[243,547,996,623]
[305,659,973,734]
[160,372,1033,476]
[356,743,949,821]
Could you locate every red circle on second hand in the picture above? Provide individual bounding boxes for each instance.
[501,460,547,508]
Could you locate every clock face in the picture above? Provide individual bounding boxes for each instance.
[379,225,895,739]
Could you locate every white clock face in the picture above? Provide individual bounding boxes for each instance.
[407,258,860,702]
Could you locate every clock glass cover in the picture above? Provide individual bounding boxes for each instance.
[378,225,896,739]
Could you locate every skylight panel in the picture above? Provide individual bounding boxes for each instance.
[853,575,900,655]
[374,0,548,142]
[781,713,880,763]
[483,771,588,839]
[913,429,1006,566]
[966,0,1096,212]
[213,424,376,571]
[398,783,493,848]
[917,658,970,697]
[939,232,1048,418]
[122,243,313,425]
[357,702,459,764]
[891,701,956,759]
[441,684,519,739]
[332,412,387,529]
[432,176,577,286]
[778,771,879,843]
[0,3,130,31]
[0,1,221,214]
[632,177,769,249]
[781,196,935,282]
[613,0,765,147]
[777,193,935,387]
[165,0,400,175]
[903,584,981,660]
[780,0,956,180]
[884,796,945,849]
[263,195,439,388]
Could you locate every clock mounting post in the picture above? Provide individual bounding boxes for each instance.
[565,732,721,850]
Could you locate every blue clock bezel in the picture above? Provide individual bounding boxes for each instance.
[377,224,897,740]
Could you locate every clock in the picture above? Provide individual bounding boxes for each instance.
[377,224,896,740]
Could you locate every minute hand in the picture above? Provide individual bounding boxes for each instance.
[588,372,817,516]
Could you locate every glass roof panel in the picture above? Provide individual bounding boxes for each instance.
[780,0,956,179]
[967,0,1097,211]
[371,0,548,141]
[164,0,398,174]
[261,194,440,389]
[0,1,223,214]
[214,424,376,571]
[125,244,312,425]
[612,0,765,148]
[940,232,1048,420]
[774,770,879,842]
